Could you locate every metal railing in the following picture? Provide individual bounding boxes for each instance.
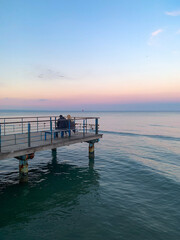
[0,116,99,153]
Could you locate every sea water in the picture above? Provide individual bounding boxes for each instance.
[0,111,180,240]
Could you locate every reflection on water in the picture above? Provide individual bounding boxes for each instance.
[0,151,99,228]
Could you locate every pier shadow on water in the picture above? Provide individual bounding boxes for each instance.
[0,151,99,228]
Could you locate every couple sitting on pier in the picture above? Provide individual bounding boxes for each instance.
[56,115,75,135]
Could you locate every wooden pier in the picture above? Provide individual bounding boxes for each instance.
[0,115,102,182]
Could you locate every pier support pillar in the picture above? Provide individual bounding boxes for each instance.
[52,148,57,164]
[19,159,28,183]
[52,148,57,155]
[87,139,100,160]
[52,148,57,168]
[89,157,94,168]
[89,142,95,159]
[16,153,34,183]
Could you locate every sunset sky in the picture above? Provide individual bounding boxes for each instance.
[0,0,180,110]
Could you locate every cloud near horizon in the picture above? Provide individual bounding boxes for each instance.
[38,99,49,102]
[165,10,180,16]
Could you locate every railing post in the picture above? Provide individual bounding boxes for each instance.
[95,118,98,134]
[50,117,52,142]
[83,119,85,135]
[68,120,71,137]
[86,119,87,133]
[0,124,1,152]
[55,117,56,129]
[22,118,23,134]
[37,117,38,132]
[28,123,31,147]
[4,119,5,136]
[74,117,76,133]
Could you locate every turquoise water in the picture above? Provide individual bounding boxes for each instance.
[0,111,180,240]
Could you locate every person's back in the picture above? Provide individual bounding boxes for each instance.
[67,115,75,133]
[57,115,66,129]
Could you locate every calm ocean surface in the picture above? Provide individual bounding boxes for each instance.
[0,111,180,240]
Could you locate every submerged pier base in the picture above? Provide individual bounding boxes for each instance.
[52,148,57,166]
[89,158,94,168]
[19,159,28,183]
[16,153,34,183]
[52,148,57,155]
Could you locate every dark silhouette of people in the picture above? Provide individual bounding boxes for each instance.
[56,115,67,130]
[56,115,75,137]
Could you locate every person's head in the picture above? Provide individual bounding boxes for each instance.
[67,115,71,119]
[59,115,63,118]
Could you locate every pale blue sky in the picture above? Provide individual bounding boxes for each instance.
[0,0,180,110]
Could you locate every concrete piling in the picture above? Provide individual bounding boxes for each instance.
[16,153,34,183]
[52,148,57,168]
[19,159,28,183]
[52,148,57,153]
[52,148,57,157]
[89,142,95,159]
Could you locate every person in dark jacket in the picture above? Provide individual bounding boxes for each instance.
[57,115,67,129]
[56,115,68,137]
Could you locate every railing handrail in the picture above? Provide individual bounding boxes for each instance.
[0,116,100,119]
[0,116,100,125]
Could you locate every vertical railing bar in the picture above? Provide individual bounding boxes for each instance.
[0,124,1,152]
[50,117,52,143]
[83,119,85,136]
[4,119,5,136]
[86,118,87,133]
[74,117,76,133]
[22,118,23,134]
[37,117,38,132]
[95,118,98,134]
[68,120,71,137]
[28,122,31,147]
